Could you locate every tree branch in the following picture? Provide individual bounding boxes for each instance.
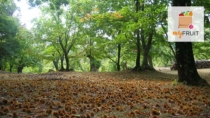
[160,23,176,57]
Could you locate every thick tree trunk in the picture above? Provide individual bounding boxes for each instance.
[117,44,121,71]
[148,55,153,68]
[0,59,2,70]
[133,30,141,71]
[142,48,149,68]
[142,31,154,70]
[53,60,58,71]
[9,64,13,72]
[122,61,128,70]
[52,54,59,71]
[60,56,65,71]
[17,66,23,73]
[0,59,5,71]
[175,42,207,85]
[87,37,99,72]
[173,0,208,86]
[9,61,13,72]
[87,55,98,72]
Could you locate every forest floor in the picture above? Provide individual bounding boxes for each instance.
[0,68,210,118]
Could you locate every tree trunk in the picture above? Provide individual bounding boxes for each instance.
[173,0,208,86]
[87,37,98,72]
[9,59,13,72]
[60,56,65,71]
[53,60,58,71]
[64,53,69,71]
[133,0,142,71]
[133,30,141,71]
[0,59,5,71]
[0,59,2,70]
[52,54,59,71]
[17,66,23,73]
[122,61,128,70]
[87,55,98,72]
[148,55,153,68]
[142,31,154,70]
[117,44,121,71]
[9,64,13,72]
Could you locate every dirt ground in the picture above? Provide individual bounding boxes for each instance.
[155,67,210,83]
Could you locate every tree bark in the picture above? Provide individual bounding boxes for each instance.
[148,55,153,68]
[133,0,142,71]
[87,37,99,72]
[64,52,69,71]
[9,59,14,72]
[52,54,59,71]
[122,61,128,70]
[9,64,13,72]
[0,59,4,70]
[17,66,23,73]
[53,60,59,71]
[142,30,154,70]
[60,56,65,71]
[117,44,121,71]
[173,0,208,86]
[87,55,98,72]
[133,30,141,71]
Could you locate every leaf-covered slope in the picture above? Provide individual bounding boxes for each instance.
[0,71,209,118]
